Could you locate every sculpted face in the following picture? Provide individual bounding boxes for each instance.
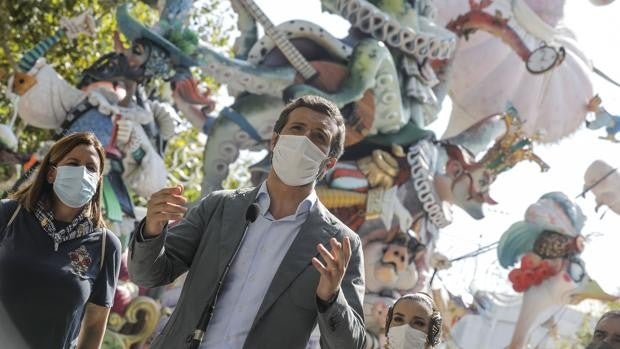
[376,242,414,283]
[364,233,424,293]
[439,157,497,220]
[81,33,152,84]
[113,31,151,73]
[584,160,620,215]
[122,42,151,71]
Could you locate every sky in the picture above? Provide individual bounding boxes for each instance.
[237,0,620,299]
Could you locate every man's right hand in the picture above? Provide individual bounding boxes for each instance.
[144,185,188,237]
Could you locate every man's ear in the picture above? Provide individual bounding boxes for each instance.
[47,166,57,184]
[317,157,336,182]
[324,157,337,171]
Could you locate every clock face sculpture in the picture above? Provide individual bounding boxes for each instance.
[526,45,565,74]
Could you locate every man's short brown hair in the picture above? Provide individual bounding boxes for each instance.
[275,95,346,159]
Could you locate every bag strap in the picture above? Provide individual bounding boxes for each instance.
[1,204,22,238]
[2,204,21,235]
[100,228,107,271]
[7,204,21,227]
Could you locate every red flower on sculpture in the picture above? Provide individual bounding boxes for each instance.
[508,254,563,292]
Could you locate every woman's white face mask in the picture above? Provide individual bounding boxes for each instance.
[272,134,328,186]
[53,165,99,208]
[387,325,427,349]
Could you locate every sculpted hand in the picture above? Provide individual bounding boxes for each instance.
[587,94,602,112]
[147,100,177,141]
[312,237,352,302]
[116,119,150,155]
[60,9,96,39]
[144,185,188,237]
[116,119,135,148]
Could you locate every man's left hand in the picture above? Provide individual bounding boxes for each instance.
[312,236,352,302]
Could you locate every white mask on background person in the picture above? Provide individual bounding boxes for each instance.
[53,165,99,208]
[272,134,328,186]
[387,325,427,349]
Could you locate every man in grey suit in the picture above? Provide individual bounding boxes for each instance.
[128,95,366,348]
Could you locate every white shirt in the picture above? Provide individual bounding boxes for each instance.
[202,182,317,349]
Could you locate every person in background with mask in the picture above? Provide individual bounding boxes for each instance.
[0,132,121,349]
[128,95,365,349]
[384,293,442,349]
[586,310,620,349]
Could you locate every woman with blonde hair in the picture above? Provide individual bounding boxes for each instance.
[384,292,443,349]
[0,132,121,349]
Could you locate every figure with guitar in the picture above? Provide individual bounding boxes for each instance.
[113,0,456,195]
[113,1,554,346]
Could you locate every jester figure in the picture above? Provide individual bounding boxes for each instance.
[5,10,185,240]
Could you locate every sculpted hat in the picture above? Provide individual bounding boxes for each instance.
[116,3,197,68]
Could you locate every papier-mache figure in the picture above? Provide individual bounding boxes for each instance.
[364,231,427,295]
[362,229,427,346]
[433,0,612,143]
[307,105,549,348]
[583,159,620,216]
[321,106,548,267]
[5,9,181,239]
[104,1,557,347]
[586,95,620,143]
[497,192,618,349]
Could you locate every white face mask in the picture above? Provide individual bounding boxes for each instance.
[53,165,99,208]
[387,325,427,349]
[272,134,328,186]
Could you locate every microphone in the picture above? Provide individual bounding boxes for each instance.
[245,203,259,223]
[188,202,260,348]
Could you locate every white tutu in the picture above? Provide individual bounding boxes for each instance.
[435,0,594,143]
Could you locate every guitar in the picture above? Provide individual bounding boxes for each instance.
[238,0,374,146]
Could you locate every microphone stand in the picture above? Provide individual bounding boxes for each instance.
[188,204,259,349]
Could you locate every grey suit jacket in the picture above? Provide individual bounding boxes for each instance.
[128,186,366,349]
